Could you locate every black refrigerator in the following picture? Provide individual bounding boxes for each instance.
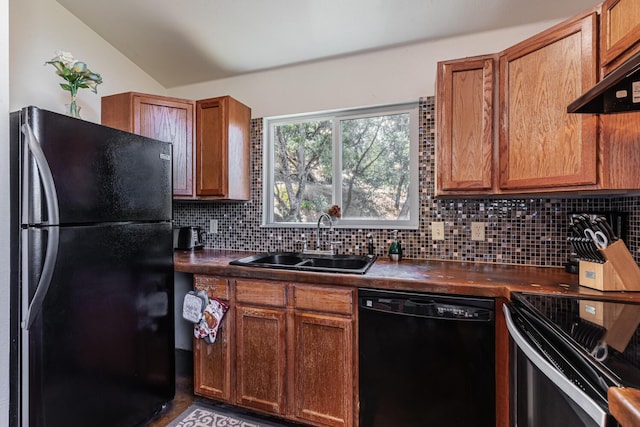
[9,106,175,427]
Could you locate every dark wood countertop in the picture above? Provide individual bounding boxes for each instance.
[174,249,640,302]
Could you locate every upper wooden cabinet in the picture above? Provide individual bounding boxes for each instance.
[101,92,195,197]
[196,96,251,201]
[436,55,495,196]
[601,0,640,74]
[102,92,251,200]
[436,9,640,195]
[499,12,598,191]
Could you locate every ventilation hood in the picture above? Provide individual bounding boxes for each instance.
[568,50,640,114]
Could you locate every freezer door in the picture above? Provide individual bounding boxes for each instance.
[18,106,172,225]
[23,222,175,427]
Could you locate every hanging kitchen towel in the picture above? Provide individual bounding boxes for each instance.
[194,297,229,344]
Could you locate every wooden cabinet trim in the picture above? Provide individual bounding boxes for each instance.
[495,298,510,427]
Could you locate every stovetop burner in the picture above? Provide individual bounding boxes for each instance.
[513,292,640,389]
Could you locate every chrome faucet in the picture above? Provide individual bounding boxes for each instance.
[316,213,333,251]
[301,213,339,255]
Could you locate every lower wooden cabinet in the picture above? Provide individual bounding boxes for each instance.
[294,312,353,427]
[193,332,231,401]
[193,276,356,427]
[235,304,287,414]
[193,276,232,401]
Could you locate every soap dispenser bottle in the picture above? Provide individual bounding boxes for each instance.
[367,233,375,257]
[388,230,401,262]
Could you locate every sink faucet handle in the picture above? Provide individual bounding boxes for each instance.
[329,240,342,254]
[296,238,308,251]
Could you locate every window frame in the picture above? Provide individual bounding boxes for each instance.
[262,102,419,229]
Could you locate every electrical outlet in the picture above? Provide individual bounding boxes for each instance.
[432,222,445,241]
[471,222,485,241]
[209,219,218,234]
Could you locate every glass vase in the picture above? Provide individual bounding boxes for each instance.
[65,98,81,119]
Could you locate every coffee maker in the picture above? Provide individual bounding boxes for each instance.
[174,226,205,250]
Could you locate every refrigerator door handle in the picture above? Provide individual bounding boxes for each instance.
[21,123,60,330]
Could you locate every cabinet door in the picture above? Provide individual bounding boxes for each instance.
[101,92,195,198]
[196,97,227,197]
[192,276,232,402]
[294,312,353,427]
[195,96,251,200]
[235,305,287,414]
[193,316,232,401]
[499,13,598,190]
[436,56,495,195]
[601,0,640,72]
[133,96,195,198]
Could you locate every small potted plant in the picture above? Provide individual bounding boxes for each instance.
[327,204,341,221]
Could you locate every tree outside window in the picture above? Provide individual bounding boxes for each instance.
[264,104,418,228]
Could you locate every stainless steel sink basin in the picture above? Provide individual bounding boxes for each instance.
[230,252,376,274]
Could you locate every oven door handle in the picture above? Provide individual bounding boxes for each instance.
[503,304,608,427]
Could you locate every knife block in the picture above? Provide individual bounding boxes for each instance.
[579,240,640,291]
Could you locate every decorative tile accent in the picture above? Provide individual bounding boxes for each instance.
[174,97,639,267]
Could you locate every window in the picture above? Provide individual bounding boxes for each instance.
[263,103,418,228]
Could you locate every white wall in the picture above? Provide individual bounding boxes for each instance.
[168,20,561,118]
[9,0,165,124]
[1,0,9,420]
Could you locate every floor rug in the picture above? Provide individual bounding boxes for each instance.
[166,401,289,427]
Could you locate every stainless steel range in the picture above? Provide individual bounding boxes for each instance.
[505,292,640,426]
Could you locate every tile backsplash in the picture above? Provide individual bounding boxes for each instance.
[174,97,640,268]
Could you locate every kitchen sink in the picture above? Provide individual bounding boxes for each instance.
[230,252,376,274]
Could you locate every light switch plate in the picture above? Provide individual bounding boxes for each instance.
[209,219,218,234]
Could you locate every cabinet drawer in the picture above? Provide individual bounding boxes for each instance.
[194,275,230,300]
[236,280,287,307]
[294,285,353,315]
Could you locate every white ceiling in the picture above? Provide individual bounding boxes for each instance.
[57,0,602,88]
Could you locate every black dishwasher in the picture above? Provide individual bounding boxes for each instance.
[358,288,495,427]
